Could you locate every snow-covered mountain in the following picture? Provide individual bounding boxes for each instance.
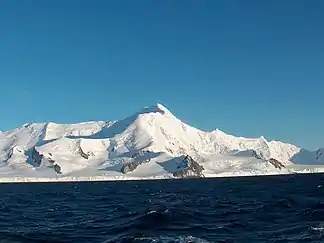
[0,103,323,182]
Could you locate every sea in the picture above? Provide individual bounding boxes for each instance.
[0,174,324,242]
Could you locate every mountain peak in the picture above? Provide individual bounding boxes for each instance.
[139,103,172,116]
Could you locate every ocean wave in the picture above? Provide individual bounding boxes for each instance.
[311,225,324,232]
[1,174,324,242]
[104,236,210,243]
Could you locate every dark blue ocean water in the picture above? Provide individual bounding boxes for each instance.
[1,174,324,242]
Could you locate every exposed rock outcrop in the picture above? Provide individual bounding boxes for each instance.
[87,151,95,157]
[252,150,263,160]
[48,157,55,164]
[173,155,204,178]
[29,148,62,174]
[79,147,89,159]
[316,149,323,160]
[234,149,266,160]
[78,147,94,159]
[4,148,14,162]
[121,161,141,174]
[249,150,285,170]
[269,158,285,169]
[47,157,62,174]
[121,158,151,174]
[30,147,43,167]
[53,164,62,174]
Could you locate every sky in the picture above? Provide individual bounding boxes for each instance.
[0,0,323,150]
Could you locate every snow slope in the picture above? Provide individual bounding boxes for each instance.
[0,103,323,182]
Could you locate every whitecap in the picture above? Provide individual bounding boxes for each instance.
[103,236,210,243]
[146,210,157,215]
[311,225,324,232]
[133,236,210,242]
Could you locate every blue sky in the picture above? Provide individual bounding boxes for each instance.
[0,0,323,149]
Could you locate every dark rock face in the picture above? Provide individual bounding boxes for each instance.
[87,151,95,157]
[78,147,95,159]
[53,164,62,174]
[48,157,55,164]
[250,150,285,170]
[30,147,43,167]
[173,155,204,178]
[29,148,62,174]
[47,157,62,174]
[121,157,151,174]
[316,149,323,160]
[4,148,14,162]
[79,147,89,159]
[121,161,142,174]
[269,158,285,169]
[252,150,264,160]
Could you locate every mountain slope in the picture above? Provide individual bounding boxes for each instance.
[0,103,323,181]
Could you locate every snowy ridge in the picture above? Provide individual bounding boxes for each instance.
[0,103,323,182]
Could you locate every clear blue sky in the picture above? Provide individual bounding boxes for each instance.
[1,0,323,149]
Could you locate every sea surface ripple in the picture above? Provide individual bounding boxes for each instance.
[0,174,324,242]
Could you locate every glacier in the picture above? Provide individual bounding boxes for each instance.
[0,103,323,183]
